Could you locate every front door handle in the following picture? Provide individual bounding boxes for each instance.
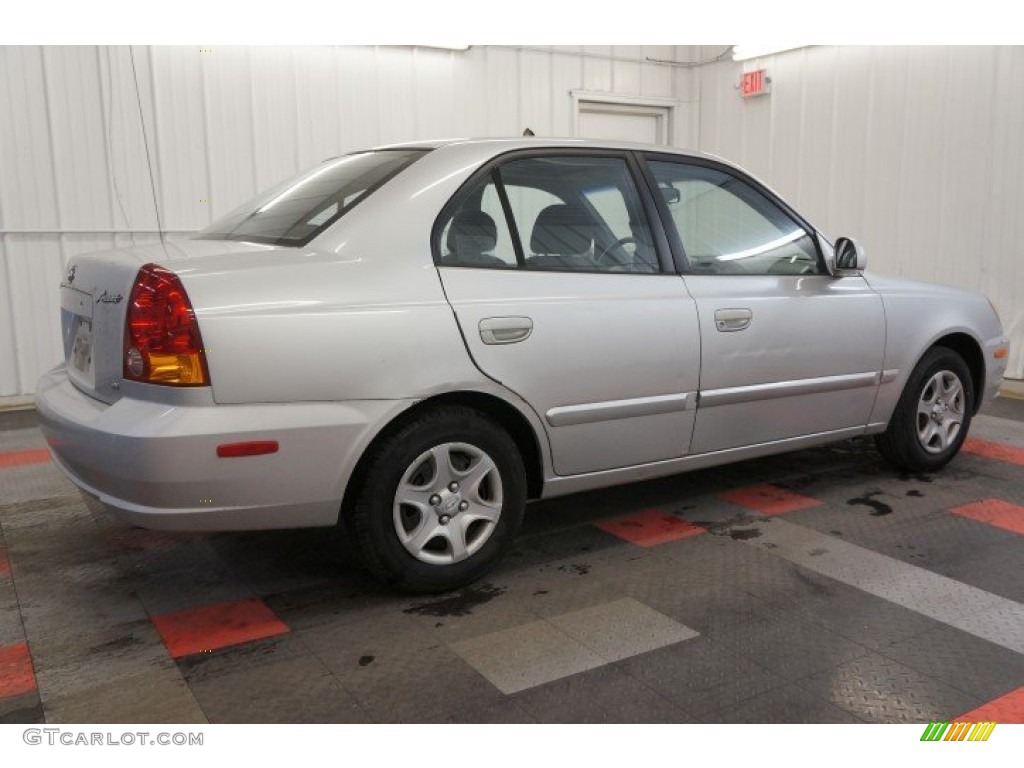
[714,308,753,332]
[479,316,533,345]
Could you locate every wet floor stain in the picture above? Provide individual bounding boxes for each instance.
[402,583,505,617]
[358,655,374,667]
[728,528,761,540]
[88,635,142,654]
[694,512,765,541]
[847,491,893,516]
[557,564,591,576]
[533,589,549,596]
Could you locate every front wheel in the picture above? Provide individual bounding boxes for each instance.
[349,406,526,593]
[875,346,974,472]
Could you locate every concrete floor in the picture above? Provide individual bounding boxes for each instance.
[1,402,1023,724]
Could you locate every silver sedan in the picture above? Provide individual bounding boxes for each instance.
[36,138,1009,592]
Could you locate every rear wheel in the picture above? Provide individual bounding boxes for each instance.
[875,346,974,472]
[349,406,526,593]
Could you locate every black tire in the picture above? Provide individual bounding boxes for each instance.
[875,346,974,472]
[348,405,526,594]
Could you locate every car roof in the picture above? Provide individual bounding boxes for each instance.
[372,136,720,161]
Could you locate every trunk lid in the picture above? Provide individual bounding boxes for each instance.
[60,239,292,403]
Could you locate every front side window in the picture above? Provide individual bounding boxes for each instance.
[648,160,822,276]
[436,154,661,274]
[197,149,426,247]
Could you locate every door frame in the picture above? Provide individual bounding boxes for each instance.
[571,91,678,146]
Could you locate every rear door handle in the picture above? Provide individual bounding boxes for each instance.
[714,308,753,332]
[479,316,533,345]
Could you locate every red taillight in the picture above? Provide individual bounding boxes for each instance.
[123,263,210,386]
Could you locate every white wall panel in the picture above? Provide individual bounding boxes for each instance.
[697,45,1024,380]
[4,44,1019,399]
[0,44,694,398]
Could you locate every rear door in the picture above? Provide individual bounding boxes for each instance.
[435,150,700,476]
[642,155,886,454]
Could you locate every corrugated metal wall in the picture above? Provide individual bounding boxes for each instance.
[0,44,693,400]
[697,45,1024,380]
[2,45,1022,401]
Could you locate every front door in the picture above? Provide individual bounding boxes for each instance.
[436,151,700,476]
[644,156,886,454]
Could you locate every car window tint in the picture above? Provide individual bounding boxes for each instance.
[648,160,821,276]
[498,156,659,274]
[437,175,518,269]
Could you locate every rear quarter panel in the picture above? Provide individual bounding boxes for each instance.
[176,146,509,405]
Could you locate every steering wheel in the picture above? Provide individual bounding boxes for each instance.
[595,236,636,265]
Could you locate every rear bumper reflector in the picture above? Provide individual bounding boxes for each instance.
[216,441,279,458]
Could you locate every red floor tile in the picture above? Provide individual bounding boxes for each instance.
[152,597,290,658]
[958,685,1024,724]
[950,499,1024,535]
[0,642,36,699]
[0,546,9,579]
[963,438,1024,467]
[718,484,824,516]
[594,509,706,547]
[0,448,51,469]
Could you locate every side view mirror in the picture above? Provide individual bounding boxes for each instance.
[833,237,866,274]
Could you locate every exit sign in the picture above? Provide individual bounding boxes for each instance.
[740,69,771,98]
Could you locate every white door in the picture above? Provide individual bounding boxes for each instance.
[644,156,887,454]
[577,101,670,145]
[436,152,700,476]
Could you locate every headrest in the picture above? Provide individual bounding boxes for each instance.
[446,210,498,255]
[529,204,594,255]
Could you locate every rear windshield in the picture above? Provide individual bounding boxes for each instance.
[196,149,427,247]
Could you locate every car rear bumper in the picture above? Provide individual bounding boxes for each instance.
[35,365,414,531]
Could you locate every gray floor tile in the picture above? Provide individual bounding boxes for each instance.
[0,692,44,724]
[880,623,1024,702]
[43,667,207,724]
[330,642,508,722]
[714,612,871,678]
[32,618,176,697]
[186,654,371,723]
[796,652,983,723]
[704,682,864,723]
[512,664,690,723]
[450,619,605,695]
[616,635,785,718]
[548,597,698,662]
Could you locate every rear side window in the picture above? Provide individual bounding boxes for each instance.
[648,160,822,276]
[197,149,426,247]
[436,154,662,274]
[437,175,519,269]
